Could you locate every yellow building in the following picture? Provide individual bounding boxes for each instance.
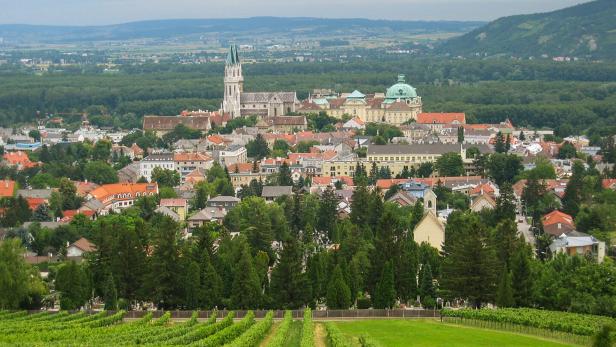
[299,75,422,126]
[413,211,445,251]
[366,144,470,177]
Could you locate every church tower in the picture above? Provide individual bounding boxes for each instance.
[223,45,243,118]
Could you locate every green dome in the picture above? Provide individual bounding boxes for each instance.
[385,74,417,100]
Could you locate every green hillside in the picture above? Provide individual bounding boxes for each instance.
[439,0,616,59]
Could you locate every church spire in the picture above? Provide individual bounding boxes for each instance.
[226,44,240,65]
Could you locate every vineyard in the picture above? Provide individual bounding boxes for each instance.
[0,310,278,347]
[0,308,604,346]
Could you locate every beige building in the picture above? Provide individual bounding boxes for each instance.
[298,75,422,126]
[413,211,445,251]
[366,144,471,177]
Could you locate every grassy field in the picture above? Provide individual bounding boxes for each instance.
[334,319,574,347]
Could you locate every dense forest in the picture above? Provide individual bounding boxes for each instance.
[1,58,616,136]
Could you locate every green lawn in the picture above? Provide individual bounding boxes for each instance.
[334,319,574,347]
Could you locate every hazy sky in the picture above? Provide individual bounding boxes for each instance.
[0,0,590,25]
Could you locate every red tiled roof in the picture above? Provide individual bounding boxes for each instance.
[69,237,95,252]
[89,183,159,203]
[160,198,187,207]
[228,163,255,174]
[3,151,37,169]
[417,113,466,125]
[470,183,495,196]
[61,209,95,222]
[376,179,412,190]
[207,134,225,145]
[602,179,616,190]
[0,180,15,198]
[27,198,46,210]
[174,152,212,162]
[543,210,575,228]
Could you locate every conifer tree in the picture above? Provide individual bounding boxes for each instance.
[230,244,262,309]
[419,263,436,308]
[511,244,532,307]
[326,264,351,309]
[494,132,506,153]
[103,272,118,310]
[317,187,338,238]
[270,238,308,309]
[396,235,418,304]
[373,261,396,309]
[201,252,223,309]
[495,266,514,308]
[183,261,201,309]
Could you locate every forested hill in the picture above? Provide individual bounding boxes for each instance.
[438,0,616,59]
[0,17,483,44]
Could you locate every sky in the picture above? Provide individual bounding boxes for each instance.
[0,0,590,25]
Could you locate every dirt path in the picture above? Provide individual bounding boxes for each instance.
[315,322,328,347]
[258,322,280,347]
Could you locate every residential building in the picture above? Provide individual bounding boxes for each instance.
[206,196,240,210]
[470,194,497,212]
[139,153,175,182]
[542,210,576,236]
[174,152,213,181]
[159,198,188,221]
[67,237,95,258]
[87,182,159,214]
[188,207,227,228]
[3,151,37,170]
[262,186,293,202]
[417,113,466,130]
[142,113,212,137]
[366,144,471,177]
[549,232,606,263]
[0,179,15,198]
[214,145,247,166]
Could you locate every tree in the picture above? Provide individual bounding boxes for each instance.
[486,153,522,186]
[0,196,31,227]
[441,212,498,308]
[436,152,464,177]
[28,129,41,142]
[563,161,585,216]
[418,263,436,307]
[417,163,433,178]
[457,126,464,143]
[270,238,309,308]
[350,183,371,227]
[494,183,516,222]
[183,261,201,310]
[151,167,180,187]
[317,187,338,236]
[592,325,613,347]
[373,261,396,309]
[83,161,118,184]
[0,239,33,309]
[102,272,118,310]
[146,216,183,309]
[246,134,270,160]
[200,253,223,309]
[326,264,351,309]
[493,219,519,269]
[510,245,532,307]
[518,131,526,141]
[277,162,294,186]
[558,141,577,159]
[230,243,262,309]
[32,203,52,222]
[55,261,90,310]
[92,140,112,161]
[59,178,82,210]
[494,131,506,153]
[495,266,514,308]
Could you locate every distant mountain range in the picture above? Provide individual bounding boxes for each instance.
[0,17,483,45]
[438,0,616,59]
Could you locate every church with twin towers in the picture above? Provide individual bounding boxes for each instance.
[222,44,299,119]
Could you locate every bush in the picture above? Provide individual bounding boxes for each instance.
[324,322,352,347]
[268,311,293,347]
[300,308,314,347]
[225,311,273,347]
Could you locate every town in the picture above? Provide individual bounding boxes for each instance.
[1,1,616,346]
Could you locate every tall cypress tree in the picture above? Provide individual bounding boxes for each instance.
[201,252,223,309]
[495,266,514,308]
[270,238,308,309]
[511,245,532,307]
[183,260,201,309]
[103,272,117,310]
[373,261,396,309]
[326,264,351,309]
[418,263,436,307]
[396,235,418,304]
[230,244,262,309]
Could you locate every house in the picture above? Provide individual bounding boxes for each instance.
[417,113,466,130]
[74,181,100,197]
[0,180,15,198]
[142,114,212,137]
[87,182,159,214]
[3,151,37,170]
[258,116,308,132]
[139,153,175,182]
[342,117,366,130]
[118,162,141,183]
[155,206,181,222]
[214,144,247,166]
[188,207,227,228]
[67,237,95,258]
[469,182,498,198]
[174,152,213,181]
[542,210,576,237]
[159,198,188,220]
[413,211,445,251]
[261,186,293,202]
[549,232,606,263]
[60,210,96,223]
[386,190,417,207]
[206,196,240,210]
[470,194,497,212]
[111,145,135,160]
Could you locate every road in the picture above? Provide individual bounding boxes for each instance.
[516,214,536,251]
